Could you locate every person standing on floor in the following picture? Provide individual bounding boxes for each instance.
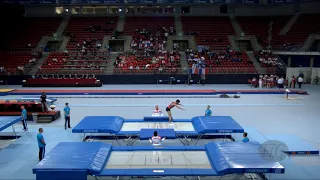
[200,74,205,85]
[277,76,284,89]
[40,92,48,112]
[298,76,303,89]
[205,105,212,116]
[21,105,28,131]
[64,103,71,129]
[37,128,46,161]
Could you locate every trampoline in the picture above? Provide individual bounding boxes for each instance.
[0,116,21,138]
[72,116,244,145]
[32,141,285,180]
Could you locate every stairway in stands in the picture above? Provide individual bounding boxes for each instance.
[105,53,117,75]
[27,52,50,75]
[229,16,243,36]
[116,16,125,32]
[179,54,189,74]
[56,16,70,37]
[174,15,183,35]
[246,51,265,74]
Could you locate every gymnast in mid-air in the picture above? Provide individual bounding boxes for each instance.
[166,99,184,125]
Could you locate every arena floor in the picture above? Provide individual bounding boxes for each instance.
[0,84,320,180]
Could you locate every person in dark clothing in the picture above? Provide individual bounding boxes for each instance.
[40,92,48,112]
[200,74,205,85]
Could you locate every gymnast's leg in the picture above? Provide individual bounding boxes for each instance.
[167,110,172,124]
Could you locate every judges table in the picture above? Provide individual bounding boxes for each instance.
[25,78,102,87]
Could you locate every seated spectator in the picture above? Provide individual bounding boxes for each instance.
[29,58,36,64]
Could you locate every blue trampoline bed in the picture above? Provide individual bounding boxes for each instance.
[33,141,285,180]
[0,116,22,138]
[72,116,244,145]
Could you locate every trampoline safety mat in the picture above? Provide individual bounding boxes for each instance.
[105,151,211,169]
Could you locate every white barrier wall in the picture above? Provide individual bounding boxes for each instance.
[311,68,320,84]
[286,67,320,84]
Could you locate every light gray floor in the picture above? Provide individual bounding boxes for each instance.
[0,84,319,180]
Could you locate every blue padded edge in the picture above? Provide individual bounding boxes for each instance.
[115,130,199,136]
[192,116,244,134]
[72,116,124,133]
[205,142,285,175]
[144,116,169,121]
[33,142,112,175]
[125,118,192,122]
[87,143,112,174]
[0,116,22,132]
[139,128,176,140]
[175,131,199,135]
[36,170,87,180]
[98,168,218,176]
[111,146,205,151]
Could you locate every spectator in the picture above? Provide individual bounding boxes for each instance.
[277,76,284,89]
[298,76,303,89]
[290,75,296,88]
[259,78,263,89]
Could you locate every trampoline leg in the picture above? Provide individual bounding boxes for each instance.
[127,136,139,146]
[11,125,17,139]
[113,135,122,146]
[178,135,188,145]
[194,135,202,145]
[197,176,201,180]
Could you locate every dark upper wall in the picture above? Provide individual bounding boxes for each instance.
[234,4,295,16]
[24,6,56,17]
[23,1,320,17]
